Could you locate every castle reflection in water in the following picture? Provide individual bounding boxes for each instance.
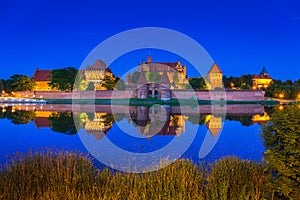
[1,104,272,141]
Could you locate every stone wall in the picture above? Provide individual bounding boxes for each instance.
[172,90,265,101]
[15,90,265,101]
[15,104,264,115]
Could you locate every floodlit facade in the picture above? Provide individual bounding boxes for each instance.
[252,66,272,89]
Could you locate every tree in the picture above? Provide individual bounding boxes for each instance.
[226,115,253,126]
[285,79,293,86]
[101,75,117,90]
[78,79,88,90]
[86,82,95,91]
[9,74,35,91]
[0,79,5,92]
[131,71,141,83]
[3,79,12,93]
[5,108,36,124]
[294,79,300,87]
[187,114,207,125]
[146,71,161,83]
[222,75,231,88]
[265,79,300,99]
[261,105,300,199]
[188,77,208,90]
[240,74,253,89]
[115,78,125,90]
[49,67,78,91]
[48,112,77,135]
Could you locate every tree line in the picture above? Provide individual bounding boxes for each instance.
[223,74,254,89]
[265,79,300,99]
[0,75,35,93]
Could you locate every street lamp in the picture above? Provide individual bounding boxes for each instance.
[279,93,284,98]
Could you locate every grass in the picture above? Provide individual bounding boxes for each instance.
[0,150,275,200]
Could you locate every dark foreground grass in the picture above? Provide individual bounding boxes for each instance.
[0,150,274,200]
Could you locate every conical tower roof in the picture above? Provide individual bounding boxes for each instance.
[260,66,268,75]
[160,71,171,85]
[85,59,108,70]
[207,63,222,74]
[137,70,148,85]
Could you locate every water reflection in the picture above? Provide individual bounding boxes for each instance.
[0,104,273,137]
[0,104,275,168]
[84,112,114,140]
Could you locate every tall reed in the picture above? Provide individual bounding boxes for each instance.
[0,151,274,200]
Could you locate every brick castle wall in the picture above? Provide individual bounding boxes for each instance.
[14,104,264,115]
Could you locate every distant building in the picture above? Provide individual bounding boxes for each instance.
[129,106,188,137]
[126,56,188,90]
[126,56,224,99]
[84,112,114,140]
[251,112,270,124]
[32,68,52,91]
[32,59,116,91]
[33,111,52,128]
[252,66,272,89]
[205,115,222,137]
[84,59,115,90]
[206,63,223,90]
[32,57,224,93]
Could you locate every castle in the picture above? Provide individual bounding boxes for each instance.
[252,66,272,89]
[83,59,116,90]
[125,56,223,99]
[32,60,115,91]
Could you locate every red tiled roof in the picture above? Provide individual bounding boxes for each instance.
[160,71,171,85]
[137,70,148,85]
[208,63,222,74]
[206,122,221,137]
[155,62,178,69]
[86,59,108,70]
[33,69,51,81]
[34,117,50,128]
[86,129,110,140]
[145,62,178,70]
[253,74,272,79]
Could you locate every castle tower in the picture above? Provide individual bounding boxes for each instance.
[136,70,148,98]
[206,63,223,90]
[260,66,269,76]
[252,66,272,89]
[159,71,171,99]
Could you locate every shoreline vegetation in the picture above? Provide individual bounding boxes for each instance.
[0,104,299,199]
[0,150,273,200]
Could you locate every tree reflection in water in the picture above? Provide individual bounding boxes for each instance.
[0,107,36,124]
[48,112,77,135]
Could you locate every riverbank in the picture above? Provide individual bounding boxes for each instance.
[0,150,273,200]
[15,89,267,102]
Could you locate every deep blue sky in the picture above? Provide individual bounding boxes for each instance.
[1,0,299,80]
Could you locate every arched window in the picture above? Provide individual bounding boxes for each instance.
[148,90,153,98]
[154,90,159,98]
